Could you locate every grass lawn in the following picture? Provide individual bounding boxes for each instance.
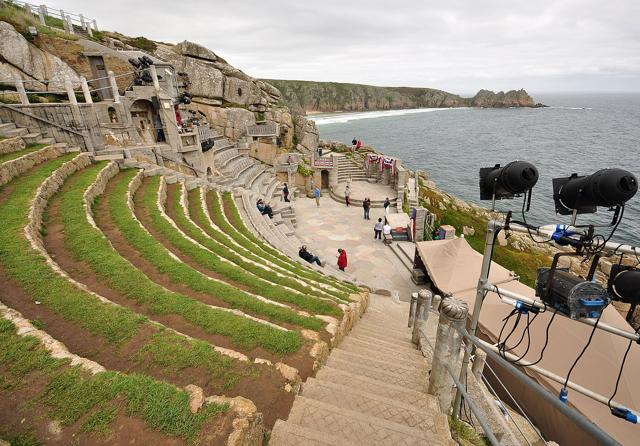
[0,143,48,164]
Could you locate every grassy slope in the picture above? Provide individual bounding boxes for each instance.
[61,167,300,354]
[189,188,344,302]
[130,178,330,330]
[160,182,342,315]
[0,319,228,441]
[0,158,228,441]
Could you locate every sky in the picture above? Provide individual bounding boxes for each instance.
[52,0,640,95]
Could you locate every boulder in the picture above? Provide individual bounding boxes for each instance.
[462,225,475,236]
[496,231,508,247]
[191,102,256,141]
[184,384,205,413]
[175,40,220,62]
[0,21,80,91]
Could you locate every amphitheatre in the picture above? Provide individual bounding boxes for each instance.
[1,2,639,446]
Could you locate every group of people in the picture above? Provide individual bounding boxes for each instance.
[299,245,348,271]
[351,137,363,151]
[374,217,392,241]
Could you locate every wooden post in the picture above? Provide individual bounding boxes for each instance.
[427,297,468,413]
[411,289,432,346]
[64,77,78,106]
[92,19,98,32]
[79,14,85,29]
[38,5,46,25]
[107,71,120,103]
[14,79,29,105]
[80,76,92,104]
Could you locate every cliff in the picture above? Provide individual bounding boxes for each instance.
[263,79,540,113]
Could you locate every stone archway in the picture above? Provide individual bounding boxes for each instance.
[321,170,330,190]
[130,99,159,144]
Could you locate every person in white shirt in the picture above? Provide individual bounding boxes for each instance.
[374,218,383,240]
[383,222,392,236]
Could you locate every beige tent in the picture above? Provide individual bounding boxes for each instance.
[415,238,640,446]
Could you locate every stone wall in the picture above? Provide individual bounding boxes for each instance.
[249,142,287,166]
[0,136,25,154]
[0,145,62,186]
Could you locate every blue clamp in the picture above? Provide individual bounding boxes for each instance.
[611,407,639,424]
[559,388,569,404]
[515,301,529,314]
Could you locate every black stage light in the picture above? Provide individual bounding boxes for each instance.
[479,161,539,201]
[608,265,640,323]
[536,268,610,319]
[553,168,638,216]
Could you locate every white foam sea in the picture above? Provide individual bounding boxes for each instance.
[312,107,466,125]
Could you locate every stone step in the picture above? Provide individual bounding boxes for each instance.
[37,137,57,146]
[22,132,42,144]
[93,153,125,161]
[349,331,415,351]
[314,366,437,411]
[337,339,423,365]
[286,397,449,446]
[350,323,412,341]
[2,127,28,138]
[325,357,424,391]
[329,349,427,375]
[269,420,354,446]
[0,123,16,133]
[301,378,450,437]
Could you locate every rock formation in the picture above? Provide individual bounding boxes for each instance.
[264,79,539,113]
[0,21,81,91]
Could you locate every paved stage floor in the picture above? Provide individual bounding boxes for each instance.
[293,192,419,298]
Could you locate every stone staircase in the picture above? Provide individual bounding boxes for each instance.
[337,155,368,183]
[270,294,454,446]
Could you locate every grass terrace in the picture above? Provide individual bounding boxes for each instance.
[215,191,359,294]
[57,166,303,355]
[0,143,47,164]
[0,318,229,442]
[159,181,344,313]
[188,187,348,302]
[111,171,329,330]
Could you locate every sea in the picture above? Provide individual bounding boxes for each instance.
[312,93,640,247]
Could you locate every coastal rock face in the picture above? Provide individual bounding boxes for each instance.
[471,89,535,108]
[264,79,538,113]
[294,115,320,154]
[191,101,256,141]
[156,41,280,107]
[0,21,81,91]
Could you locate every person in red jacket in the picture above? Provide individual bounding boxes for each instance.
[337,248,348,271]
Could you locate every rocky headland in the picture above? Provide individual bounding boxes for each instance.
[264,79,543,114]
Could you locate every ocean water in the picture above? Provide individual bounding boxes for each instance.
[313,94,640,246]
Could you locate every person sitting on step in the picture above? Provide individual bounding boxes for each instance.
[256,199,273,218]
[299,245,323,266]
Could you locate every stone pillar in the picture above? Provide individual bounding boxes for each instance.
[92,19,98,32]
[38,5,46,25]
[14,79,29,105]
[411,289,432,346]
[65,15,74,35]
[414,207,428,241]
[382,167,391,185]
[432,294,442,312]
[79,14,85,29]
[408,292,418,327]
[107,71,120,103]
[427,297,468,413]
[80,76,92,103]
[471,350,487,380]
[149,65,160,92]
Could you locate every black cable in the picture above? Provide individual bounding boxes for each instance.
[563,314,602,390]
[607,339,633,410]
[519,190,554,244]
[522,310,557,367]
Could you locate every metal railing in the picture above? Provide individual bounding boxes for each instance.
[6,0,98,33]
[410,289,623,445]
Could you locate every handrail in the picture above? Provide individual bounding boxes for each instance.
[458,326,622,446]
[8,0,97,28]
[0,103,84,136]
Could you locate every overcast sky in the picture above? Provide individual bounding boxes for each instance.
[53,0,640,94]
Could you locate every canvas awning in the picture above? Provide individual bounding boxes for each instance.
[416,238,640,445]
